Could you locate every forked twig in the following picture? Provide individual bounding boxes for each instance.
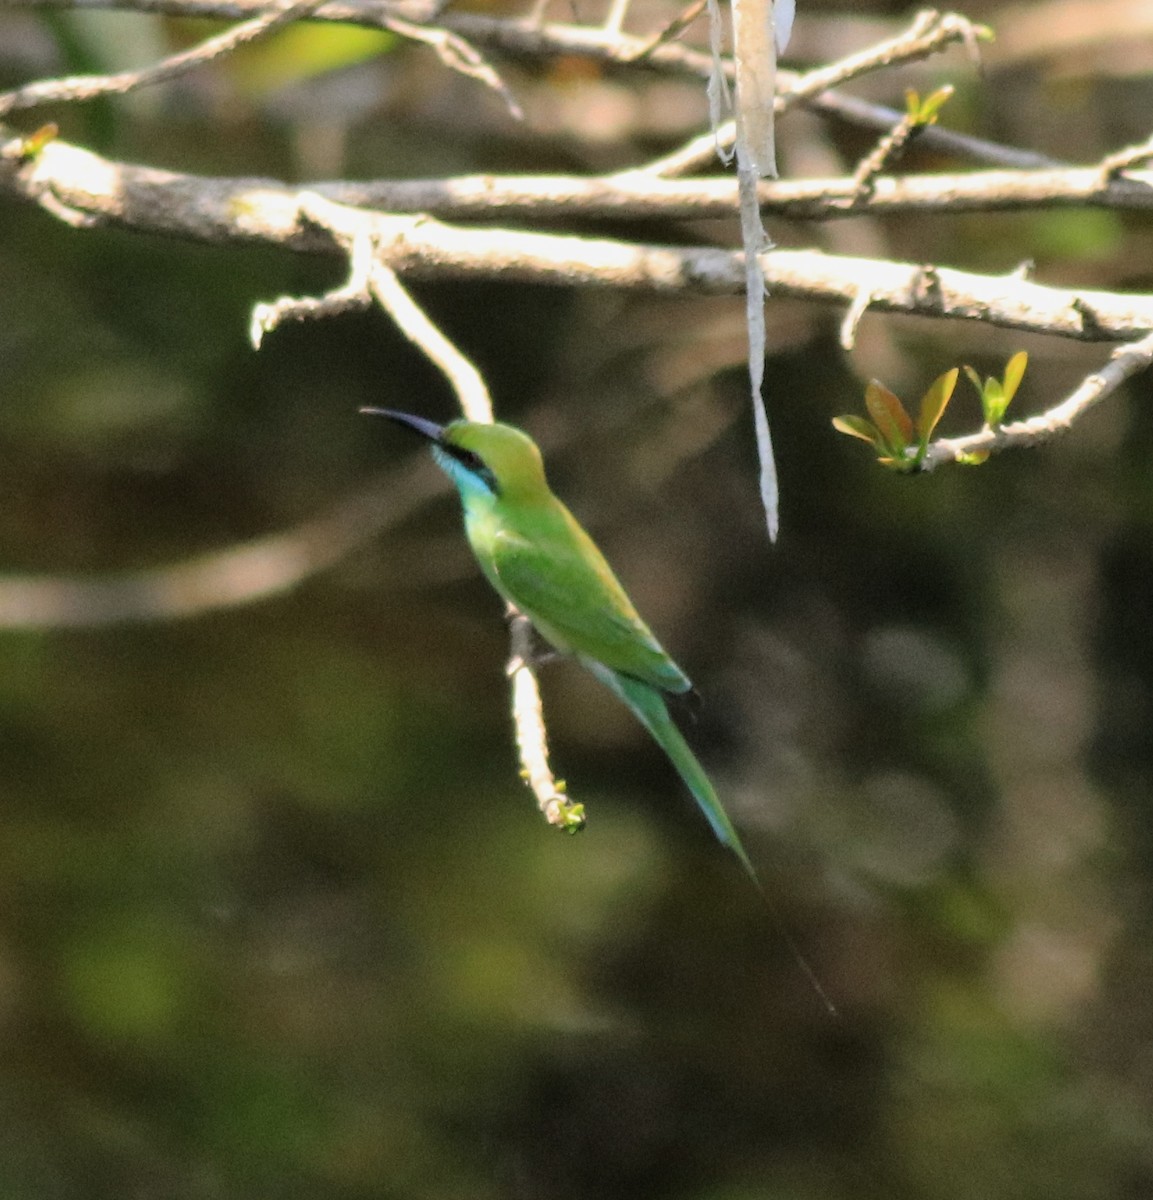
[385,14,524,120]
[620,0,707,63]
[1098,133,1153,182]
[846,86,954,200]
[0,0,324,117]
[252,191,568,828]
[631,9,989,178]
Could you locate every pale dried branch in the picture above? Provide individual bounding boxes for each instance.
[1099,133,1153,182]
[7,0,1057,170]
[250,218,376,346]
[507,612,585,832]
[839,286,873,351]
[0,459,444,629]
[601,0,633,38]
[383,14,524,120]
[5,129,1150,227]
[307,167,1153,221]
[368,263,494,423]
[5,140,1153,341]
[620,0,708,63]
[920,333,1153,469]
[0,0,323,117]
[251,192,495,421]
[632,8,989,178]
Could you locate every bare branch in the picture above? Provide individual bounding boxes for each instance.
[4,140,1153,342]
[298,168,1153,221]
[601,0,633,38]
[7,0,1057,170]
[383,14,524,120]
[839,286,873,351]
[0,459,444,629]
[0,0,324,117]
[5,129,1150,229]
[1099,133,1153,182]
[249,192,495,421]
[620,0,708,63]
[250,218,376,346]
[630,8,990,178]
[507,613,585,832]
[368,265,494,424]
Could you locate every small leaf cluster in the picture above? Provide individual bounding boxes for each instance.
[7,122,58,164]
[956,351,1029,464]
[833,369,958,471]
[964,350,1028,426]
[832,352,1028,470]
[905,86,954,130]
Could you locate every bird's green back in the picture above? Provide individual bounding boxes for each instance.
[444,422,691,696]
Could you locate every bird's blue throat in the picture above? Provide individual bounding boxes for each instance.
[432,443,501,499]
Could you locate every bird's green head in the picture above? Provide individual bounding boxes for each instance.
[361,409,548,503]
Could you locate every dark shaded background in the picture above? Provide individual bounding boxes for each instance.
[2,2,1153,1196]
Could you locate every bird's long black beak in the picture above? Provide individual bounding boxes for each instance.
[359,407,446,444]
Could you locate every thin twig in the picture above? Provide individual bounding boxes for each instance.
[620,0,707,63]
[252,189,566,826]
[258,192,495,421]
[0,0,324,117]
[0,458,445,628]
[507,612,585,832]
[846,87,954,200]
[250,219,376,346]
[601,0,632,38]
[630,8,989,178]
[920,332,1153,469]
[839,286,873,350]
[384,14,524,120]
[5,0,1059,170]
[1098,133,1153,182]
[369,262,494,423]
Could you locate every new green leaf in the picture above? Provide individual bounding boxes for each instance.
[916,367,959,445]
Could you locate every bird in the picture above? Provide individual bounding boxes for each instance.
[362,408,757,880]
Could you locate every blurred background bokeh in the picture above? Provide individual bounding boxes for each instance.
[3,1,1153,1196]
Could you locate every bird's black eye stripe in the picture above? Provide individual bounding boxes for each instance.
[445,444,500,496]
[454,447,484,472]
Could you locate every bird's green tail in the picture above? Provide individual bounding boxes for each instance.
[584,661,758,882]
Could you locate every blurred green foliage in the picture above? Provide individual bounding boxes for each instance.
[2,5,1153,1199]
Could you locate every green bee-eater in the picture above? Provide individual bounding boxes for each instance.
[363,409,756,879]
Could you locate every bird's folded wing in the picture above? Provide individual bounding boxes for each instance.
[491,529,691,695]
